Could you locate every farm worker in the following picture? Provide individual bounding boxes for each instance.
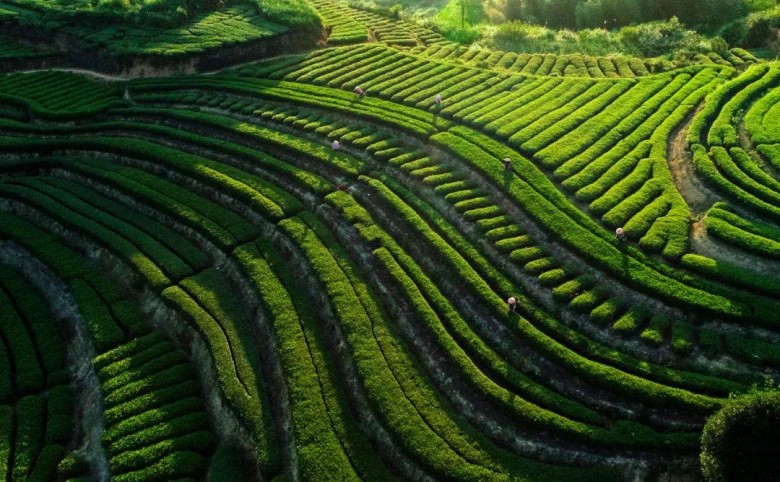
[615,227,625,241]
[332,140,341,150]
[434,93,442,106]
[503,157,512,171]
[354,86,365,97]
[507,296,517,313]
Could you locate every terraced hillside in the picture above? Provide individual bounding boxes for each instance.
[0,34,778,481]
[0,0,322,72]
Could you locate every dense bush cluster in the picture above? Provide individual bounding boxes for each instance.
[502,0,748,30]
[701,390,780,482]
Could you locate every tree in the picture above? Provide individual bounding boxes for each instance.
[504,0,524,21]
[701,390,780,482]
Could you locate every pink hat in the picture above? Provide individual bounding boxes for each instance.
[508,297,517,304]
[616,227,624,235]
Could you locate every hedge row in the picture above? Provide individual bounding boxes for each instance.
[687,63,769,145]
[534,75,672,168]
[328,188,706,450]
[39,176,210,271]
[707,204,780,259]
[520,81,630,152]
[359,174,740,405]
[0,136,260,248]
[707,65,780,147]
[680,253,780,299]
[163,268,278,474]
[233,241,360,481]
[436,127,779,326]
[744,80,780,145]
[0,180,187,289]
[251,238,397,480]
[285,211,628,480]
[96,334,214,480]
[0,287,45,399]
[692,144,780,222]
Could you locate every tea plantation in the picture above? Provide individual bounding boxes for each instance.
[0,0,778,480]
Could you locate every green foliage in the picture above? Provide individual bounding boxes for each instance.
[707,204,780,259]
[702,390,780,482]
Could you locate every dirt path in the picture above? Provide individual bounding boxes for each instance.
[667,104,780,276]
[667,105,720,215]
[17,67,130,82]
[690,220,780,277]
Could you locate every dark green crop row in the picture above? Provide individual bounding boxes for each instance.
[745,84,780,145]
[37,176,210,273]
[103,363,195,409]
[359,174,740,406]
[692,144,780,222]
[680,253,780,299]
[98,344,185,387]
[534,75,671,168]
[0,213,133,354]
[436,127,779,326]
[707,65,780,147]
[113,451,208,482]
[101,379,199,430]
[163,268,279,475]
[96,333,213,481]
[0,181,175,290]
[0,141,252,251]
[328,188,703,450]
[115,106,363,181]
[233,241,360,481]
[0,71,121,120]
[520,81,629,152]
[707,204,780,259]
[0,134,267,236]
[130,77,450,136]
[0,287,45,399]
[282,212,622,480]
[687,63,768,145]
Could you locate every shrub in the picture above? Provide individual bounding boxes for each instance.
[701,390,780,482]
